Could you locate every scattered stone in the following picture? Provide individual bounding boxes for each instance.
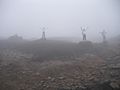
[110,82,120,89]
[35,72,40,75]
[58,77,64,80]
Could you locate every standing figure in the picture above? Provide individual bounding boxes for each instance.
[81,27,87,40]
[100,30,107,42]
[41,27,46,40]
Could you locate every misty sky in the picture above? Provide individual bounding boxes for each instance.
[0,0,120,40]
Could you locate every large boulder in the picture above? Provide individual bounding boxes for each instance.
[78,41,94,54]
[8,34,23,42]
[79,41,93,48]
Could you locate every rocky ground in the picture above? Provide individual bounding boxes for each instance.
[0,41,120,90]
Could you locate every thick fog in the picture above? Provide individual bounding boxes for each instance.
[0,0,120,40]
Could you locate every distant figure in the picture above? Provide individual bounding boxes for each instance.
[41,27,46,40]
[100,30,107,42]
[81,27,87,40]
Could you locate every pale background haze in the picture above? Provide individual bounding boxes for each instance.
[0,0,120,41]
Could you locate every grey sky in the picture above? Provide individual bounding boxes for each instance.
[0,0,120,40]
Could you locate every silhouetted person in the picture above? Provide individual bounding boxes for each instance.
[41,27,46,40]
[81,27,87,40]
[100,30,107,42]
[42,31,46,40]
[82,30,86,40]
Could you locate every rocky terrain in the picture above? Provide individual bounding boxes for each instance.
[0,40,120,90]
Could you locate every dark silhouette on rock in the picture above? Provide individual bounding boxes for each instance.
[41,27,46,40]
[100,30,107,43]
[81,27,88,41]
